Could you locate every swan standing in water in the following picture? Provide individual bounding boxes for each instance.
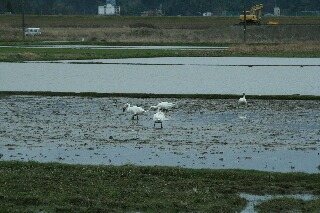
[238,93,247,106]
[153,109,165,128]
[123,103,145,120]
[149,102,175,111]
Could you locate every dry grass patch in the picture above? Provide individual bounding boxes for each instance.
[17,52,39,59]
[1,15,320,43]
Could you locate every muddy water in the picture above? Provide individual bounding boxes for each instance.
[1,95,319,173]
[1,57,320,95]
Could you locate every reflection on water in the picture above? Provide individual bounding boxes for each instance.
[0,57,320,95]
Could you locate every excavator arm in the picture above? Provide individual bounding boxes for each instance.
[254,4,263,21]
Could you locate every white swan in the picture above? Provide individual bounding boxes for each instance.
[153,109,165,128]
[123,103,145,120]
[149,102,175,111]
[238,93,247,106]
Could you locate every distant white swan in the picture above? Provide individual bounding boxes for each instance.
[149,102,175,111]
[238,93,247,106]
[123,103,145,120]
[153,109,165,128]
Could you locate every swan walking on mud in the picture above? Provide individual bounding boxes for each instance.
[123,103,145,120]
[238,93,247,106]
[153,109,165,128]
[149,102,175,111]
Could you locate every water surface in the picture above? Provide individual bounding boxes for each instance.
[1,57,319,95]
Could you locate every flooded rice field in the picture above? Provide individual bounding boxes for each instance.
[1,95,319,173]
[1,57,320,95]
[1,57,320,173]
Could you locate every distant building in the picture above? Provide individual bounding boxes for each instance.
[274,7,280,16]
[98,0,120,16]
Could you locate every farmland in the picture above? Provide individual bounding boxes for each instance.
[1,15,320,212]
[1,15,320,43]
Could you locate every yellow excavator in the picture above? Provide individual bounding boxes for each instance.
[239,4,263,25]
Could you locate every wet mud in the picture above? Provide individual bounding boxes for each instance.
[0,95,319,173]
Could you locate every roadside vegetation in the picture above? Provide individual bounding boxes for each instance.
[0,161,319,212]
[1,16,320,43]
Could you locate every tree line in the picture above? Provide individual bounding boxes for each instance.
[1,0,319,16]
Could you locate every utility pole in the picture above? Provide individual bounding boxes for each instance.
[243,0,247,43]
[22,0,25,40]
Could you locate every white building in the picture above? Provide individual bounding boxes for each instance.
[274,7,280,16]
[98,0,120,16]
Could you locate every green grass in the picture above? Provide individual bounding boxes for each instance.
[0,41,231,46]
[0,47,230,62]
[1,43,320,62]
[0,161,319,212]
[256,197,320,212]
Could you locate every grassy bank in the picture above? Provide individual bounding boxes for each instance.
[0,47,226,62]
[1,91,320,100]
[0,161,319,212]
[1,41,320,62]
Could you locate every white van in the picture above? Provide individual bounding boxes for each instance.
[25,28,41,36]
